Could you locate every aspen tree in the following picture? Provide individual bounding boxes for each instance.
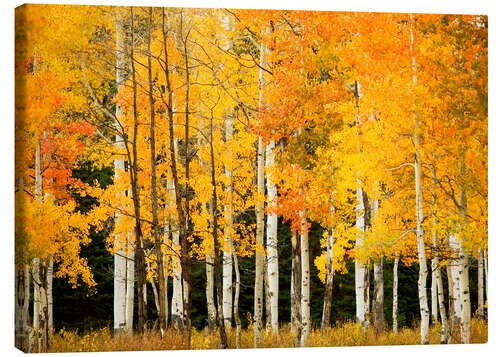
[410,14,430,344]
[113,6,128,333]
[392,256,398,333]
[300,212,310,347]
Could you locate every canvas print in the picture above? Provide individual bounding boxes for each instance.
[14,3,488,353]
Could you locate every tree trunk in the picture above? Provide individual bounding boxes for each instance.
[410,15,430,344]
[458,165,471,344]
[146,7,167,335]
[233,249,242,348]
[291,230,302,346]
[264,261,271,331]
[113,7,129,333]
[432,225,448,343]
[373,257,384,334]
[392,257,398,333]
[180,15,193,346]
[254,135,265,347]
[15,263,31,351]
[446,261,456,343]
[129,6,148,333]
[355,186,368,326]
[223,115,233,329]
[171,206,184,329]
[436,258,448,344]
[124,237,135,333]
[321,228,334,330]
[484,251,488,305]
[208,111,228,349]
[431,266,438,324]
[254,30,267,345]
[47,257,53,335]
[265,139,279,333]
[477,249,484,320]
[206,247,217,330]
[300,213,310,347]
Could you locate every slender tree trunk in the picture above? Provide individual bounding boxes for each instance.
[436,258,448,344]
[254,32,267,346]
[410,15,430,344]
[124,237,134,333]
[458,169,471,343]
[208,112,228,349]
[147,7,167,335]
[15,262,31,351]
[432,229,448,343]
[484,251,488,306]
[265,139,279,333]
[162,8,188,334]
[321,227,334,330]
[179,15,193,346]
[170,196,184,328]
[113,7,128,333]
[264,262,272,331]
[254,134,265,348]
[129,7,147,333]
[430,166,448,342]
[477,249,484,319]
[223,115,233,329]
[205,204,217,330]
[371,199,384,333]
[392,256,399,333]
[291,230,302,346]
[446,261,455,343]
[233,249,242,348]
[355,186,368,327]
[373,257,384,334]
[300,213,310,347]
[47,257,53,335]
[431,267,438,324]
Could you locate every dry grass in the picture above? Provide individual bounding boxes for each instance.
[47,319,487,353]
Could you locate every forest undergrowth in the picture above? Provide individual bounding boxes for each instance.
[47,319,487,352]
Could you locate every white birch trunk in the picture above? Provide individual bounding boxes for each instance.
[449,235,462,327]
[410,15,430,344]
[171,223,184,328]
[223,115,233,329]
[300,213,310,347]
[483,250,488,307]
[436,257,448,343]
[254,134,265,347]
[113,7,128,333]
[290,230,300,337]
[168,138,184,329]
[458,244,471,343]
[321,227,334,330]
[254,31,267,348]
[432,227,448,343]
[431,267,438,323]
[392,256,399,333]
[206,246,216,330]
[32,137,43,334]
[125,240,135,333]
[163,253,169,326]
[477,250,484,319]
[355,186,367,326]
[458,174,471,343]
[47,257,53,333]
[265,139,279,333]
[373,257,384,333]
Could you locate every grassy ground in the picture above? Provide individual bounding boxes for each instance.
[47,319,487,353]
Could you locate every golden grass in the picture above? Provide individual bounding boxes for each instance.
[47,319,487,353]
